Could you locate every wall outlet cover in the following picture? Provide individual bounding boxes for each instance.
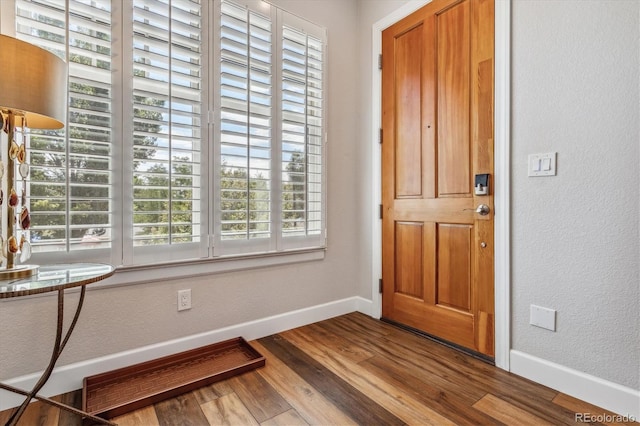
[530,304,556,331]
[178,289,192,311]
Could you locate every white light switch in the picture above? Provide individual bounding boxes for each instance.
[528,152,556,177]
[533,159,541,172]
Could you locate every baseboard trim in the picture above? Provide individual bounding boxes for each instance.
[0,296,368,411]
[510,350,640,419]
[355,295,374,316]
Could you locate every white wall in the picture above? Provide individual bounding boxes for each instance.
[0,0,362,381]
[356,0,410,300]
[511,0,639,391]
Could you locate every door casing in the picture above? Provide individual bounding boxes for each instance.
[370,0,511,370]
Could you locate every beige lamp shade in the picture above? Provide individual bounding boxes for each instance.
[0,34,67,129]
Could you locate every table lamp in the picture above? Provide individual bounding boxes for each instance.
[0,34,67,278]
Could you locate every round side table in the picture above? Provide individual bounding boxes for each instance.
[0,263,116,426]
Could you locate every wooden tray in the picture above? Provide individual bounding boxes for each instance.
[82,337,265,420]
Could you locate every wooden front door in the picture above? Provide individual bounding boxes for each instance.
[381,0,495,357]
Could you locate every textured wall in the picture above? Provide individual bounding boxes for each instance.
[511,0,640,389]
[0,0,362,380]
[356,0,411,300]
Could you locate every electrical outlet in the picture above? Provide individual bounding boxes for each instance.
[530,304,556,331]
[178,289,191,311]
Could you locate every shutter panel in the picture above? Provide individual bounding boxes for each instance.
[219,0,273,244]
[16,0,113,254]
[280,14,326,249]
[131,0,204,261]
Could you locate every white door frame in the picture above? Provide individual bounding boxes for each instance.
[370,0,511,370]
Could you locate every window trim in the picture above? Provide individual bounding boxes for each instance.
[94,247,325,289]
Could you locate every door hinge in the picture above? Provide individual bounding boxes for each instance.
[379,128,383,144]
[379,204,383,219]
[378,53,383,70]
[379,278,383,293]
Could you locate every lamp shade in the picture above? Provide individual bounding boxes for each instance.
[0,35,67,129]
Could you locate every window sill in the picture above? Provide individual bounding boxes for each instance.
[93,248,326,290]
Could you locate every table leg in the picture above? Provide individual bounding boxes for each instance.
[0,382,115,425]
[3,286,111,426]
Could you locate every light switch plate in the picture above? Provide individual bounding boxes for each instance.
[528,152,556,177]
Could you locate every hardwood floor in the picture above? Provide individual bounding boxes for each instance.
[1,313,635,425]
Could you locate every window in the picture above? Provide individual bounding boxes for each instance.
[4,0,326,268]
[214,0,326,256]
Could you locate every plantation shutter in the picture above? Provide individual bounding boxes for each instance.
[8,0,324,268]
[15,0,114,260]
[215,1,325,256]
[279,12,326,251]
[215,0,274,255]
[131,0,205,263]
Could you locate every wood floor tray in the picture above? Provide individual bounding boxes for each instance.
[82,337,265,421]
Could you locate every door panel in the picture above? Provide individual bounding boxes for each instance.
[394,24,424,198]
[382,0,494,357]
[437,0,471,197]
[437,223,472,312]
[394,222,424,298]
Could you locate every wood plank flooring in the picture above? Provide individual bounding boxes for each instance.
[1,313,635,426]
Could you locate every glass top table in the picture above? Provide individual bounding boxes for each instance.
[0,263,116,425]
[0,263,114,299]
